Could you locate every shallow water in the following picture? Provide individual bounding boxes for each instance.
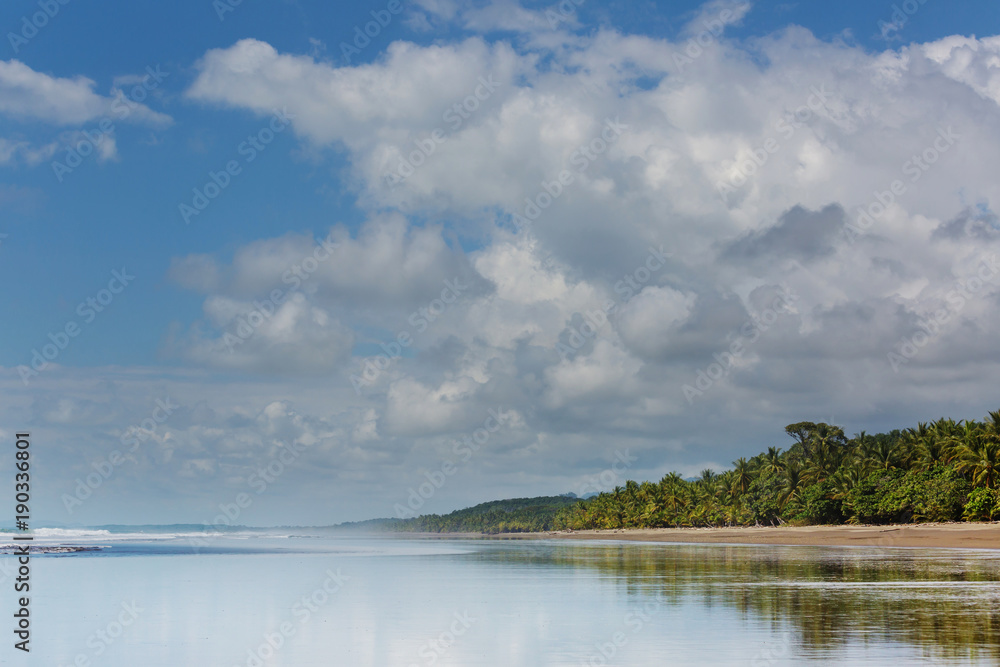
[2,531,999,666]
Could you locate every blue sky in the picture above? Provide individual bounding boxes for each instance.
[0,0,1000,366]
[2,0,1000,524]
[1,0,994,368]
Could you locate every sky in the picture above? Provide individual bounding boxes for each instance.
[1,0,999,526]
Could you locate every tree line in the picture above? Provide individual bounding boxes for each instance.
[554,412,1000,530]
[340,496,580,534]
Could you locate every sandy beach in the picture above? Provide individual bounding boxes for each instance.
[486,523,1000,550]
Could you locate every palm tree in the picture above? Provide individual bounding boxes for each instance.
[830,466,865,499]
[913,423,957,469]
[986,410,1000,434]
[636,481,660,526]
[780,461,804,508]
[870,437,900,472]
[811,423,848,452]
[956,433,1000,489]
[932,417,962,440]
[763,447,785,475]
[658,473,688,523]
[899,422,931,467]
[795,423,848,480]
[804,444,837,482]
[848,431,876,476]
[688,478,718,526]
[731,458,754,496]
[952,419,984,455]
[660,472,685,488]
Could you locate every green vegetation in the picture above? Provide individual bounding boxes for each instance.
[336,496,581,534]
[554,412,1000,530]
[390,495,580,534]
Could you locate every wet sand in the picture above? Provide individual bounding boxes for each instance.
[486,523,1000,549]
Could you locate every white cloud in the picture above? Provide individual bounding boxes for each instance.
[922,35,1000,106]
[0,60,170,167]
[174,22,1000,459]
[681,0,751,37]
[384,376,482,435]
[353,408,380,442]
[16,3,1000,524]
[0,136,59,166]
[174,292,355,374]
[544,339,643,409]
[187,37,521,149]
[0,59,171,126]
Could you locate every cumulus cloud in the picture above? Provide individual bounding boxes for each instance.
[171,292,355,374]
[171,17,1000,488]
[0,59,171,126]
[544,339,643,409]
[187,37,520,148]
[922,35,1000,106]
[0,60,171,167]
[13,2,1000,524]
[166,216,493,376]
[384,376,483,435]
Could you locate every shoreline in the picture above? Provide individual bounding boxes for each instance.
[476,523,1000,550]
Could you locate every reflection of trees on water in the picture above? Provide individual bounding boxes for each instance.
[476,541,1000,662]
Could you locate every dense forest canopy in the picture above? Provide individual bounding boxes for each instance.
[342,496,581,534]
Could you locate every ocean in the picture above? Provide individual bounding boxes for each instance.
[2,528,999,666]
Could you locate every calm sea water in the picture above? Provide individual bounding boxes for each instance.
[2,530,999,666]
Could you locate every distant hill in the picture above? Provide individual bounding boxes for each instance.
[339,495,582,534]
